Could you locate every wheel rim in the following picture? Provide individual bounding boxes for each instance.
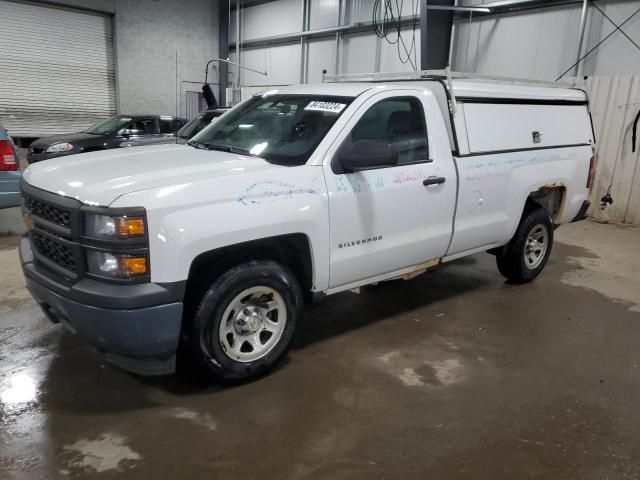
[218,286,287,363]
[523,223,549,270]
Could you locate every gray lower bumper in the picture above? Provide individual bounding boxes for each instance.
[21,238,183,376]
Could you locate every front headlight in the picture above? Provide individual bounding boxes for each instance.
[87,251,148,278]
[45,142,74,153]
[85,213,145,239]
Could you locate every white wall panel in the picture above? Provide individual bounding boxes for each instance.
[453,0,640,79]
[348,0,418,23]
[232,0,424,88]
[591,1,640,76]
[310,0,340,29]
[230,0,302,40]
[453,4,581,80]
[307,39,337,83]
[230,44,300,86]
[379,28,421,72]
[585,75,640,224]
[341,32,377,73]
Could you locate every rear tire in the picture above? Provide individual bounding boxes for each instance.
[496,207,554,283]
[188,260,302,383]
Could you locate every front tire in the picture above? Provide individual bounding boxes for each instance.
[189,260,302,383]
[496,207,554,283]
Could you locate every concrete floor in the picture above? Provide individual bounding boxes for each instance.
[1,220,640,479]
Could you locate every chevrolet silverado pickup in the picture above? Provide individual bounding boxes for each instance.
[19,74,595,381]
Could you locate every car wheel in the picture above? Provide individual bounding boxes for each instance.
[496,207,554,284]
[189,260,302,383]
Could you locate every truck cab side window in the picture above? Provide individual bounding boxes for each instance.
[350,97,429,166]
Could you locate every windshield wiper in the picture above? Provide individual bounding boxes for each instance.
[188,142,257,156]
[187,140,213,150]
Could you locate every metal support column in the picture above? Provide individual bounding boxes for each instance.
[335,0,345,76]
[218,0,229,106]
[374,36,382,73]
[573,0,589,77]
[300,0,309,83]
[235,0,241,102]
[421,0,454,69]
[420,0,428,70]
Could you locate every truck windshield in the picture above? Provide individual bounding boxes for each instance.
[85,116,133,135]
[191,94,354,165]
[177,111,217,139]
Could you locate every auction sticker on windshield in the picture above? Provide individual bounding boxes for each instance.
[304,101,346,113]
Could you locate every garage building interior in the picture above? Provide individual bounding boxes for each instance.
[1,0,640,478]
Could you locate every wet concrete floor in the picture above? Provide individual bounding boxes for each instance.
[1,221,640,479]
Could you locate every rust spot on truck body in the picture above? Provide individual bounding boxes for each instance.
[402,258,441,281]
[531,184,567,222]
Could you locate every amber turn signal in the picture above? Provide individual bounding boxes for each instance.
[119,256,147,276]
[116,217,145,237]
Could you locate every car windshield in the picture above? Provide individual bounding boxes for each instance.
[191,95,354,165]
[85,116,133,135]
[177,112,217,139]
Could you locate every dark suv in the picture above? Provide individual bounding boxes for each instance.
[27,115,186,163]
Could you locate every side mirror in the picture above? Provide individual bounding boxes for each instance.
[339,140,399,173]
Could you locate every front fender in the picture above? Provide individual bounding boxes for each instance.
[110,166,330,290]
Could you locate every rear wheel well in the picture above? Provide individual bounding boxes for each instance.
[182,234,314,328]
[489,186,565,256]
[526,186,566,223]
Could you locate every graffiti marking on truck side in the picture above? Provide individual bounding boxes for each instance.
[336,175,385,193]
[392,168,429,185]
[238,179,320,205]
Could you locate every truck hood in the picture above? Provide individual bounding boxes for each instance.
[23,144,283,206]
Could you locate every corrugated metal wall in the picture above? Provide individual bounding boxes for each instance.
[586,75,640,224]
[0,1,116,137]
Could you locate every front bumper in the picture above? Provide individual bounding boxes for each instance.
[27,150,76,163]
[20,236,184,376]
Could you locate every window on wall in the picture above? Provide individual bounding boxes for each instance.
[350,97,429,165]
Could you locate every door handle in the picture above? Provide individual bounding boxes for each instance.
[423,176,446,186]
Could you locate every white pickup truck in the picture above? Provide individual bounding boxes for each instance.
[19,73,595,381]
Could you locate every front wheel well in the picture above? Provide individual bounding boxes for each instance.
[182,234,314,326]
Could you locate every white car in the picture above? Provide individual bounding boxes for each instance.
[19,74,595,381]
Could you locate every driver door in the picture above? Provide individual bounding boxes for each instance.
[323,89,457,289]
